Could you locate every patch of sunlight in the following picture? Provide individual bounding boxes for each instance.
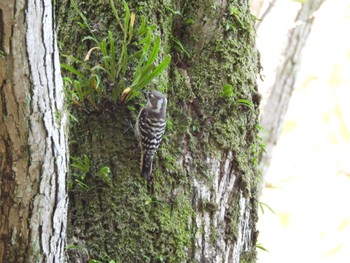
[337,218,349,232]
[322,111,331,124]
[282,119,297,134]
[278,212,290,228]
[298,75,318,90]
[323,244,344,257]
[328,64,341,87]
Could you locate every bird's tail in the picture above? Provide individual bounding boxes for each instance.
[141,153,153,180]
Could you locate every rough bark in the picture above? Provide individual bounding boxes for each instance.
[258,0,326,176]
[57,0,260,262]
[0,1,68,262]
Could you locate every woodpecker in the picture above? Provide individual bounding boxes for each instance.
[136,90,167,180]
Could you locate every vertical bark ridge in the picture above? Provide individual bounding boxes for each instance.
[0,0,68,262]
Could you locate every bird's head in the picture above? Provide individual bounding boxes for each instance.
[143,90,167,115]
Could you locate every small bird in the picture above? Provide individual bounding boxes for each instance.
[136,90,167,180]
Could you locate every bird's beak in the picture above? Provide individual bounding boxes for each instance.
[142,90,149,98]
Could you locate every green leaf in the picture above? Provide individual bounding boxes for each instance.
[76,22,86,29]
[139,63,155,83]
[133,55,171,91]
[62,54,86,65]
[165,6,182,16]
[132,29,152,84]
[99,166,110,175]
[112,78,126,102]
[126,90,141,101]
[137,17,147,37]
[98,166,111,181]
[120,45,128,75]
[171,36,190,57]
[127,105,136,111]
[75,179,90,191]
[66,245,83,250]
[108,31,117,76]
[256,124,266,133]
[110,0,123,31]
[68,112,79,123]
[123,0,131,32]
[100,38,108,56]
[61,64,85,79]
[220,84,234,97]
[63,77,73,84]
[256,243,269,253]
[145,196,153,205]
[67,180,73,191]
[128,50,143,61]
[147,35,160,66]
[82,35,99,45]
[236,98,254,110]
[109,31,116,58]
[183,19,194,25]
[148,25,157,31]
[91,65,108,73]
[70,0,94,36]
[71,155,90,173]
[259,202,275,215]
[166,119,174,132]
[90,74,104,93]
[139,28,152,47]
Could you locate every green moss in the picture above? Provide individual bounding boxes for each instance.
[240,250,257,263]
[209,225,219,244]
[168,0,260,186]
[202,201,218,213]
[224,194,241,241]
[58,0,260,261]
[66,106,194,262]
[58,1,197,262]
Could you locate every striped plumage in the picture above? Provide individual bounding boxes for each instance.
[136,90,167,180]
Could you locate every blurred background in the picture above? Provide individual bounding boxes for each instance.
[252,0,350,262]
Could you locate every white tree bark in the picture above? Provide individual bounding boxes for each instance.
[255,0,326,177]
[0,0,68,262]
[189,151,256,263]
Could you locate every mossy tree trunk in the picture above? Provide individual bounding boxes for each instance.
[0,1,68,262]
[57,0,260,262]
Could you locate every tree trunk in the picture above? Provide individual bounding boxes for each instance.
[57,0,260,262]
[256,0,326,176]
[0,1,68,262]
